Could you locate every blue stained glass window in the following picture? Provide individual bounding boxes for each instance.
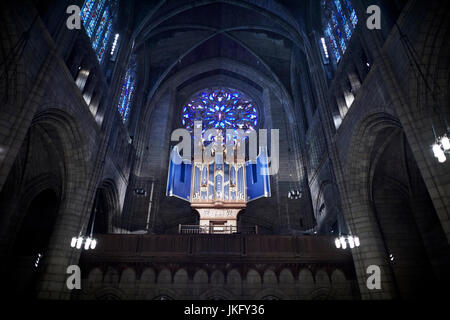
[344,0,359,27]
[326,24,341,62]
[339,35,347,52]
[334,0,343,13]
[344,22,352,40]
[85,0,105,38]
[81,0,117,64]
[322,0,358,63]
[118,65,136,123]
[181,88,258,132]
[350,10,358,28]
[92,7,109,50]
[97,20,112,62]
[81,0,96,22]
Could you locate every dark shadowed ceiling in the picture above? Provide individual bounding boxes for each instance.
[125,0,312,103]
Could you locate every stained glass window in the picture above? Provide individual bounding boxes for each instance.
[321,0,358,63]
[97,21,112,62]
[118,62,136,123]
[81,0,96,22]
[92,7,109,50]
[80,0,117,63]
[325,24,341,62]
[181,88,258,132]
[85,0,105,38]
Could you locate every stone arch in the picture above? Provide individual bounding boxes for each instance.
[157,268,172,284]
[245,269,262,286]
[87,268,103,290]
[314,269,330,288]
[298,268,315,298]
[137,267,156,298]
[134,57,299,232]
[134,57,296,172]
[345,110,450,299]
[133,0,306,52]
[226,269,241,285]
[279,268,294,285]
[140,58,294,130]
[173,268,189,286]
[403,0,450,242]
[140,267,156,283]
[344,112,402,299]
[370,128,448,298]
[210,270,225,285]
[193,269,208,284]
[89,179,120,234]
[119,268,136,288]
[330,269,352,299]
[1,107,89,298]
[6,187,60,297]
[263,269,277,285]
[103,267,120,286]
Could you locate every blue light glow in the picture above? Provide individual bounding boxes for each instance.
[181,88,258,132]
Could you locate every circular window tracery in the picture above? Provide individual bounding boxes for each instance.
[181,88,258,132]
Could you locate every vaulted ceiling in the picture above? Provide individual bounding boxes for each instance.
[126,0,312,103]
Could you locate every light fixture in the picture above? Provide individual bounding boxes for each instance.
[110,33,119,56]
[84,237,92,250]
[70,235,97,250]
[334,235,361,250]
[34,253,42,268]
[432,134,450,163]
[134,188,147,196]
[348,236,355,248]
[76,236,83,249]
[441,135,450,150]
[320,37,329,59]
[389,253,395,263]
[287,189,302,200]
[334,238,341,248]
[70,195,99,251]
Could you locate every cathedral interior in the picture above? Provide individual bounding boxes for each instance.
[1,0,450,301]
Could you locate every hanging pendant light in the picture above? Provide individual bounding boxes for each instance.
[441,135,450,150]
[76,236,83,249]
[432,137,449,163]
[334,238,341,248]
[334,234,361,250]
[288,189,302,200]
[354,236,360,247]
[71,237,77,248]
[70,195,99,251]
